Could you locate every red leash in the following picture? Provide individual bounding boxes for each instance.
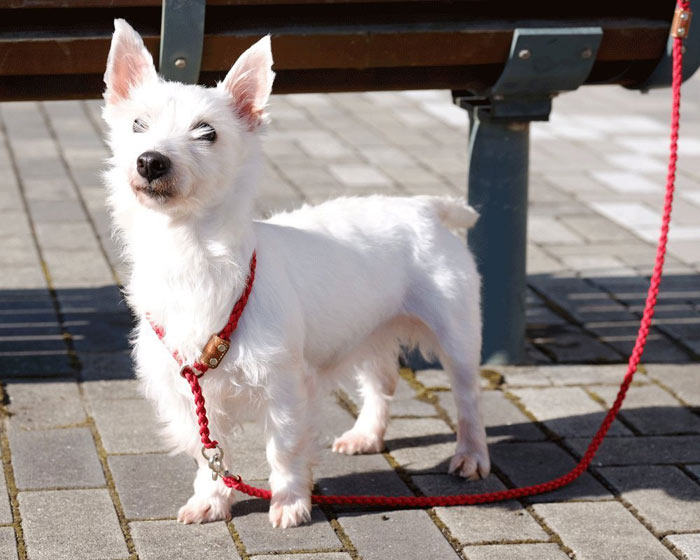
[159,2,690,507]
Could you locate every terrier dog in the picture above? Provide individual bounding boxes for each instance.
[103,19,489,529]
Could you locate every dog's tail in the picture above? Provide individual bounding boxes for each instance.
[417,195,479,230]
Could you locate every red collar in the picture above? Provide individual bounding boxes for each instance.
[149,251,257,378]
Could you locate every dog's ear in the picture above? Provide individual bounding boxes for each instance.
[104,19,158,105]
[220,35,275,131]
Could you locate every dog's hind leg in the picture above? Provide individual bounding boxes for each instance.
[332,335,399,455]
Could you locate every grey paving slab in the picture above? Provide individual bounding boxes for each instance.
[510,386,632,437]
[489,441,611,502]
[533,502,676,560]
[90,398,170,453]
[338,509,460,560]
[463,543,569,560]
[4,379,85,429]
[130,520,239,560]
[231,484,342,555]
[664,534,700,560]
[78,350,134,381]
[384,417,455,473]
[596,466,700,533]
[413,474,549,545]
[82,378,141,402]
[346,376,436,418]
[645,364,700,406]
[591,384,700,435]
[436,390,545,443]
[0,527,18,560]
[253,554,352,560]
[315,447,411,499]
[414,368,451,389]
[19,489,129,560]
[0,467,11,525]
[687,464,700,481]
[9,426,104,490]
[109,453,196,520]
[566,435,700,466]
[497,364,650,387]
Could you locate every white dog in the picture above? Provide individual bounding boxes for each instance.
[103,19,489,529]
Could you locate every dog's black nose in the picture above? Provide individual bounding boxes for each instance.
[136,151,171,182]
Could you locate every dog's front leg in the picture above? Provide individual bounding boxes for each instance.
[177,455,236,524]
[264,366,316,529]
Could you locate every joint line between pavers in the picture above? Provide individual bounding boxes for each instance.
[0,411,28,560]
[83,414,138,559]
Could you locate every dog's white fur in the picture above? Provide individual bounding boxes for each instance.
[103,19,489,529]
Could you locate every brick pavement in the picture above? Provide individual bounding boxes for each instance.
[0,75,699,559]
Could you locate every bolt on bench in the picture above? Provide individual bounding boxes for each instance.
[2,0,699,363]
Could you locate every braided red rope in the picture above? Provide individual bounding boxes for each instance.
[181,6,688,507]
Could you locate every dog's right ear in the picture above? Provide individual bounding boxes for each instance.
[104,19,157,105]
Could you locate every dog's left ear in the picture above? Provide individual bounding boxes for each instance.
[220,35,275,131]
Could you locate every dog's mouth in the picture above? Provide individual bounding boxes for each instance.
[131,180,177,205]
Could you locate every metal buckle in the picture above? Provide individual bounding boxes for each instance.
[180,363,204,379]
[201,445,231,481]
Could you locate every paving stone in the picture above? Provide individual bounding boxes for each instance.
[462,543,569,560]
[338,509,460,560]
[497,364,649,387]
[78,350,135,381]
[566,435,700,466]
[490,442,610,502]
[533,501,676,560]
[0,527,18,560]
[9,427,104,490]
[596,465,700,533]
[415,368,451,389]
[384,418,454,473]
[591,384,700,435]
[510,386,631,437]
[412,474,549,545]
[253,554,352,560]
[645,364,700,406]
[0,469,11,525]
[328,164,392,187]
[19,489,128,560]
[130,520,238,559]
[82,378,141,402]
[437,390,545,443]
[90,398,170,453]
[5,379,85,429]
[231,483,342,554]
[109,454,196,519]
[664,534,700,560]
[315,447,411,500]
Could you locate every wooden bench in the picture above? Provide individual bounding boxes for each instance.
[2,0,698,363]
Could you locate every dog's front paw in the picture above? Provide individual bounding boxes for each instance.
[448,450,491,481]
[269,495,311,529]
[177,494,233,524]
[332,429,384,455]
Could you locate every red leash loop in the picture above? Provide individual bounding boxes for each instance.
[181,4,688,506]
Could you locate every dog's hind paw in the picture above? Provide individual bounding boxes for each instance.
[269,495,312,529]
[332,429,384,455]
[448,451,490,481]
[177,495,233,524]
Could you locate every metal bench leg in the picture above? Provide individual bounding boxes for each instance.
[466,107,529,364]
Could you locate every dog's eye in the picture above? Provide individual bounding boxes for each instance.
[193,122,217,142]
[133,119,148,133]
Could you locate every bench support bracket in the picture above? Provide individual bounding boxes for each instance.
[454,27,602,364]
[159,0,206,84]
